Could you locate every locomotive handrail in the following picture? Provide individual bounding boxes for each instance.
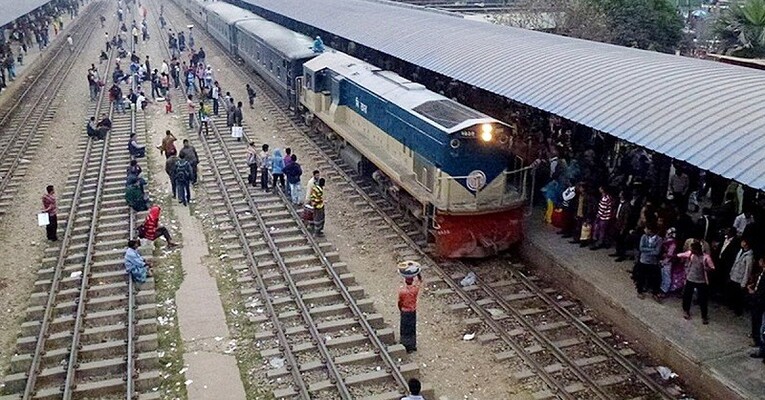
[437,164,533,211]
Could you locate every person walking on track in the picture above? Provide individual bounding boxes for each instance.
[165,154,178,199]
[41,185,58,241]
[175,153,193,206]
[397,261,422,353]
[246,84,256,109]
[246,142,258,187]
[187,95,196,130]
[179,139,199,185]
[310,178,326,236]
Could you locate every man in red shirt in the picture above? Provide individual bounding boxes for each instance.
[398,261,422,353]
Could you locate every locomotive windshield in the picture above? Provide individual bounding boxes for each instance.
[413,99,485,129]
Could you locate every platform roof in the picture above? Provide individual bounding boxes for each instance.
[239,0,765,190]
[0,0,50,27]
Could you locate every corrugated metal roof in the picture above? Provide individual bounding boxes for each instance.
[0,0,51,27]
[239,0,765,190]
[204,2,259,24]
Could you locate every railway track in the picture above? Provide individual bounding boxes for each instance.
[152,4,424,399]
[163,0,691,398]
[0,18,160,399]
[0,1,104,219]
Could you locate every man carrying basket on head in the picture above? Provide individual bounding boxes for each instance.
[398,261,422,353]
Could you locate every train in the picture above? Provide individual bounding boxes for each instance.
[174,0,531,258]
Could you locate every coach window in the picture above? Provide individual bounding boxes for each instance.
[269,61,274,72]
[256,51,260,61]
[276,66,281,79]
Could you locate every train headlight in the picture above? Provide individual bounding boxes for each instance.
[480,124,493,142]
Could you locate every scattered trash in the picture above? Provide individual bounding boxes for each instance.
[184,379,193,386]
[269,358,285,369]
[486,308,504,317]
[460,272,476,287]
[219,254,229,260]
[462,333,475,341]
[178,367,188,374]
[556,295,564,301]
[70,271,83,279]
[657,366,678,380]
[214,337,223,341]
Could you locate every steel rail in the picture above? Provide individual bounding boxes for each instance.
[0,2,105,197]
[212,109,412,394]
[21,25,118,400]
[504,265,675,398]
[64,15,140,399]
[194,123,312,399]
[205,118,354,398]
[148,3,312,398]
[61,69,116,400]
[64,23,140,399]
[125,30,140,400]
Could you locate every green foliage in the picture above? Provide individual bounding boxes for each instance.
[714,0,765,57]
[558,0,684,52]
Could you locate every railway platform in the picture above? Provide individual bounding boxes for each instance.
[522,215,764,400]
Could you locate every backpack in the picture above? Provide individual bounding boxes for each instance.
[174,161,190,182]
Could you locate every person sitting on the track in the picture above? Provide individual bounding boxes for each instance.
[139,205,177,248]
[95,114,112,140]
[125,172,148,212]
[126,159,142,178]
[128,133,146,158]
[113,65,126,84]
[124,239,152,283]
[99,50,108,64]
[86,117,98,139]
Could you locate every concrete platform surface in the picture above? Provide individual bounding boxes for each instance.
[184,351,246,400]
[522,215,764,400]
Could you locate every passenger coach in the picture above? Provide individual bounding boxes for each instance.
[234,19,316,108]
[203,2,259,56]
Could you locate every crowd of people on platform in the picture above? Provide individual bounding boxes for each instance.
[534,119,765,361]
[0,0,86,93]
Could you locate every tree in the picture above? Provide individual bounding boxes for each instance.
[556,0,684,52]
[713,0,765,57]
